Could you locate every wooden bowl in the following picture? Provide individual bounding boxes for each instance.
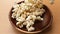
[9,1,53,34]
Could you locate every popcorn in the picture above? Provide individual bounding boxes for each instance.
[19,24,23,28]
[41,18,43,20]
[12,8,18,12]
[26,16,31,20]
[32,8,45,16]
[16,17,25,22]
[16,22,22,26]
[13,3,19,8]
[11,13,16,18]
[21,14,26,18]
[16,12,20,18]
[12,0,45,31]
[25,20,34,29]
[36,16,43,20]
[23,22,27,25]
[49,0,54,4]
[28,27,35,31]
[26,15,36,21]
[31,15,36,21]
[26,3,33,6]
[26,23,30,29]
[25,0,39,4]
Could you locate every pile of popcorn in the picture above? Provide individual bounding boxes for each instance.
[12,0,45,31]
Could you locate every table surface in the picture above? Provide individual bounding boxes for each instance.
[0,0,60,34]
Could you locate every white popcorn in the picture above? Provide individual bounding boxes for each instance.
[32,11,40,16]
[36,16,41,19]
[37,12,44,16]
[41,18,43,20]
[11,13,16,18]
[26,21,30,29]
[20,3,31,10]
[31,15,36,21]
[26,20,34,29]
[36,16,43,20]
[11,0,45,31]
[49,0,54,4]
[19,10,24,13]
[16,17,25,22]
[21,14,26,18]
[29,20,34,25]
[25,0,37,4]
[16,13,20,18]
[28,27,35,31]
[16,11,21,18]
[26,16,31,20]
[20,3,25,6]
[12,8,18,12]
[32,8,45,16]
[25,0,29,3]
[13,3,19,8]
[26,3,33,6]
[26,15,36,21]
[26,23,30,29]
[23,22,27,25]
[19,24,23,28]
[16,22,22,26]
